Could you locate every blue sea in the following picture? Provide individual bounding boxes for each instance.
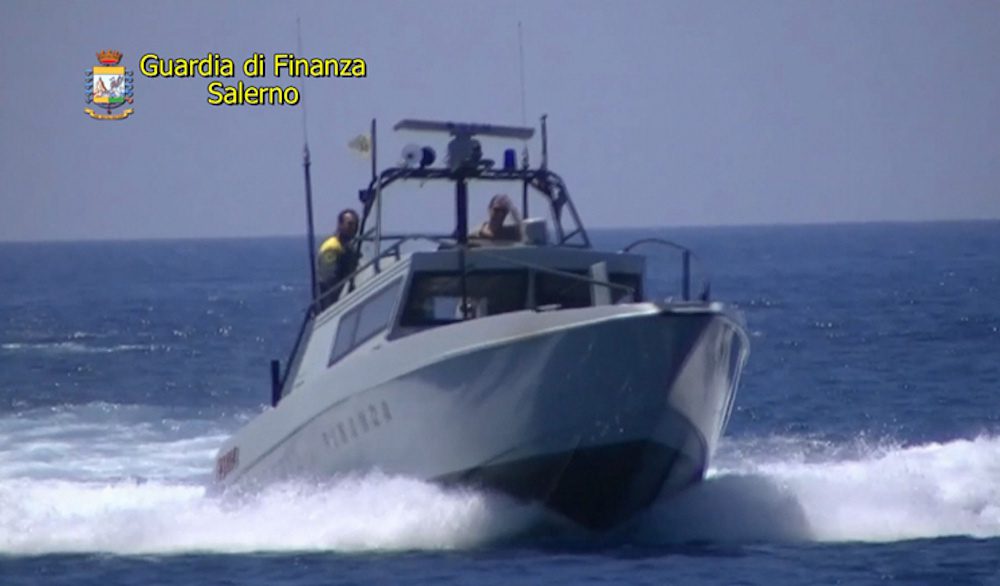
[1,222,998,585]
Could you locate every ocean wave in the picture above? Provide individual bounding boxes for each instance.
[638,434,1000,544]
[0,474,537,555]
[0,403,245,484]
[0,341,161,354]
[1,424,997,552]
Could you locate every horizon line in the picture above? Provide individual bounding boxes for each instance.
[1,216,997,245]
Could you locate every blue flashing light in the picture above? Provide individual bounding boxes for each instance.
[503,148,517,170]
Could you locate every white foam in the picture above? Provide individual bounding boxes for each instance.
[0,475,536,555]
[0,404,231,482]
[642,434,1000,543]
[0,342,160,354]
[0,404,538,554]
[2,402,997,552]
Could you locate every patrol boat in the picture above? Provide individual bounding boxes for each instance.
[212,118,750,530]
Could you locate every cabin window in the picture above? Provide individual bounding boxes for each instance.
[329,311,359,363]
[610,273,642,302]
[400,271,528,327]
[535,271,641,309]
[328,279,402,366]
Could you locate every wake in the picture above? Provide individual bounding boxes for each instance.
[640,434,1000,544]
[2,405,998,554]
[0,474,537,555]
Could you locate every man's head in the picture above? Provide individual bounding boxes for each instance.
[488,194,512,225]
[337,209,359,241]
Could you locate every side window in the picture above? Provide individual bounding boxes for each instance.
[355,282,402,345]
[329,311,359,364]
[328,280,401,366]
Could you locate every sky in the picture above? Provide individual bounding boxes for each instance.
[2,0,1000,242]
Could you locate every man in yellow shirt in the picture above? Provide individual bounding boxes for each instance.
[317,209,360,307]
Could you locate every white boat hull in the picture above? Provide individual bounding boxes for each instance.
[214,303,748,529]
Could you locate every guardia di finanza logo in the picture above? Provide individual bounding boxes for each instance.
[85,50,134,120]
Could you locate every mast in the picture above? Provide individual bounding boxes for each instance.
[303,144,318,303]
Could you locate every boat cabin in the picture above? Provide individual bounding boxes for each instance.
[270,119,683,404]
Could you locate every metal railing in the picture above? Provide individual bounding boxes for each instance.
[620,238,711,302]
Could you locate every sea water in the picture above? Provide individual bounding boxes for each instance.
[1,222,998,585]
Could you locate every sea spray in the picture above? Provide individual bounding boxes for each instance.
[638,435,1000,544]
[0,474,538,555]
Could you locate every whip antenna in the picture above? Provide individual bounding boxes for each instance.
[297,18,310,146]
[297,17,318,303]
[517,21,528,127]
[517,21,531,172]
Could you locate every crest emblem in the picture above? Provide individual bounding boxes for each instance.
[85,50,134,120]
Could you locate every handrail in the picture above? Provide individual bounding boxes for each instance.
[276,307,315,401]
[620,238,711,302]
[621,237,693,254]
